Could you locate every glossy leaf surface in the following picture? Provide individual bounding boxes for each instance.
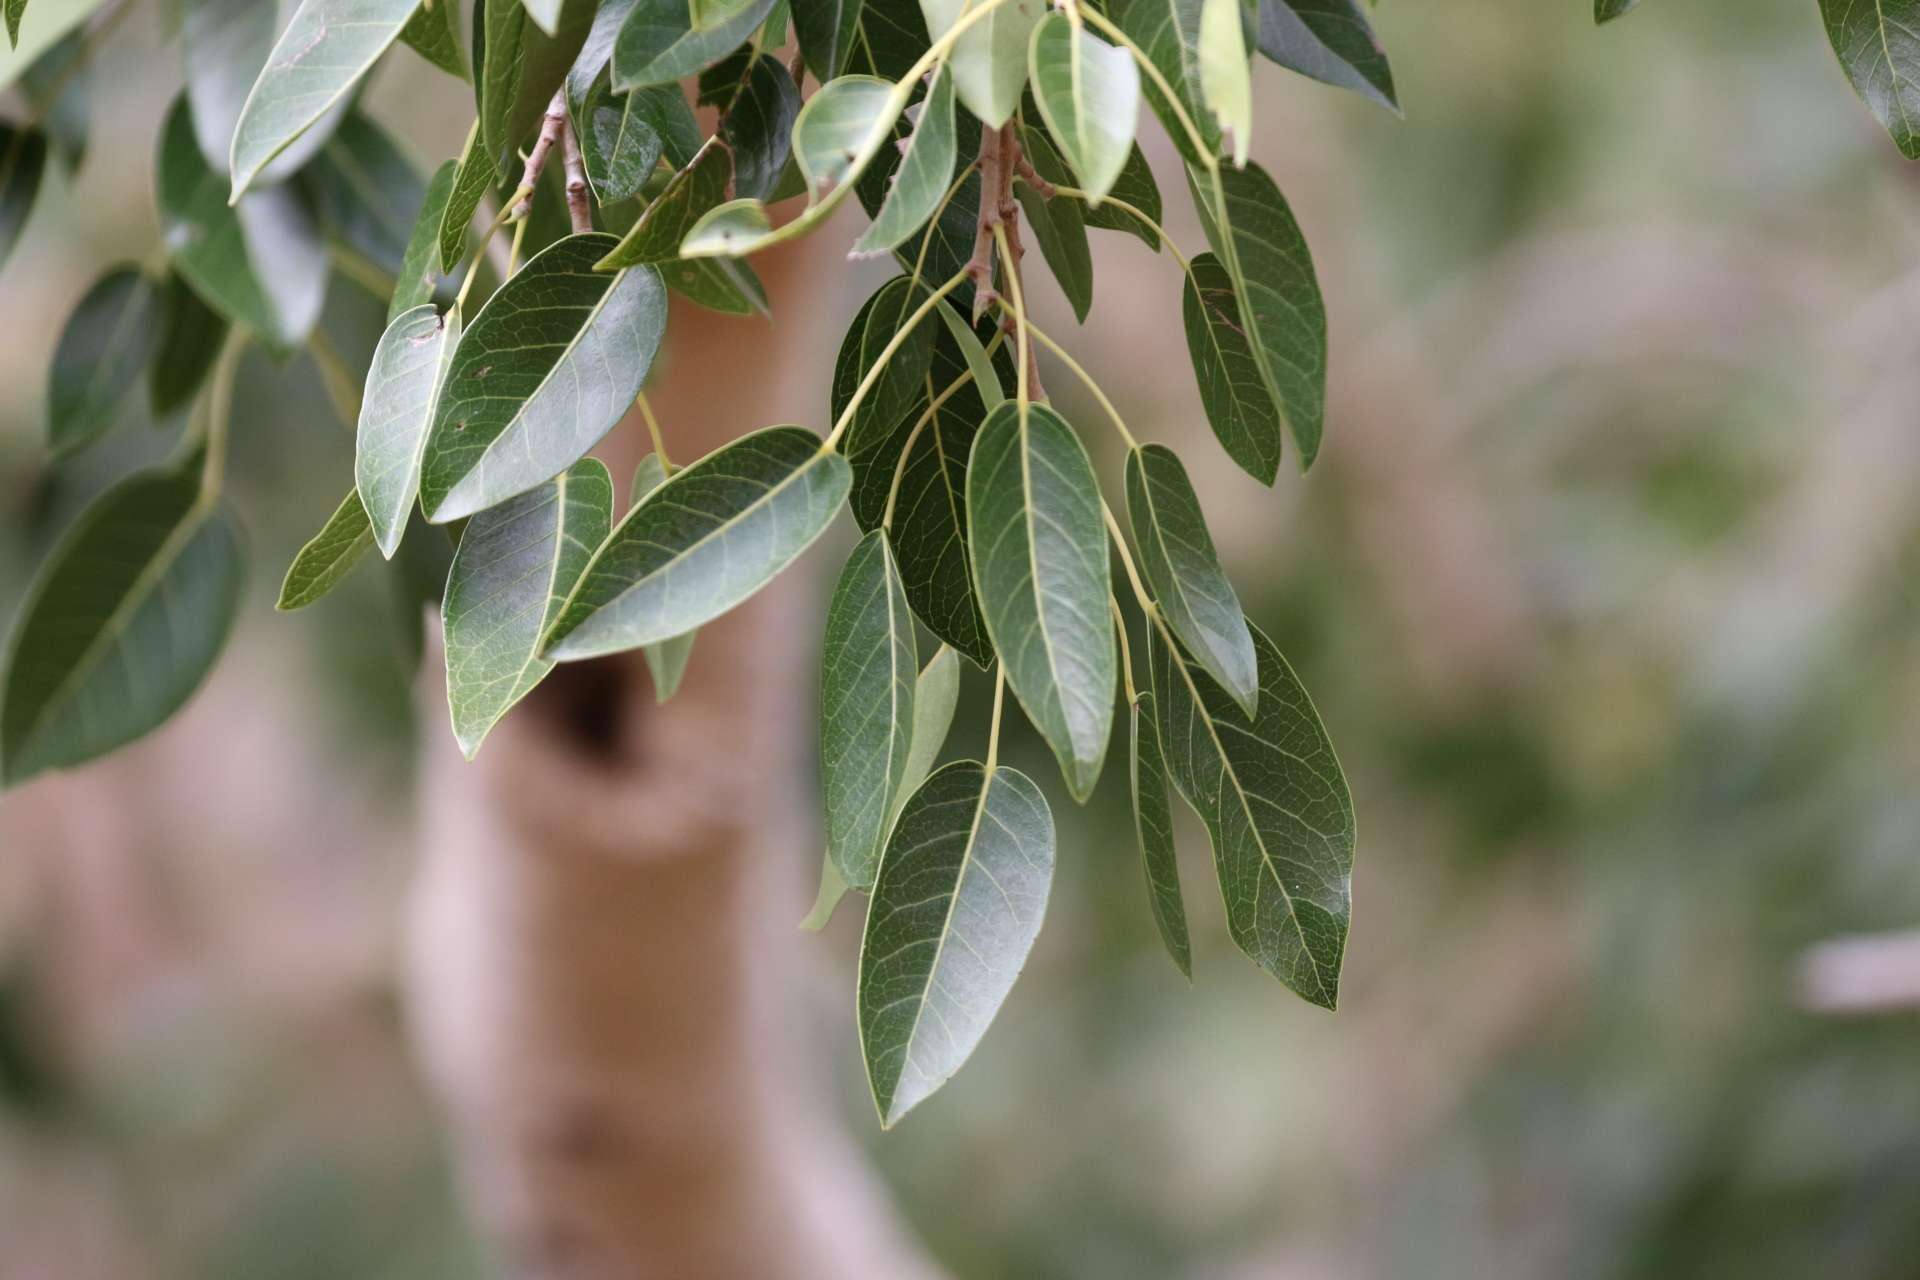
[596,137,730,267]
[852,64,957,255]
[1253,0,1396,111]
[1030,12,1140,204]
[1107,0,1219,166]
[917,0,1042,126]
[356,303,460,557]
[612,0,776,90]
[1819,0,1920,159]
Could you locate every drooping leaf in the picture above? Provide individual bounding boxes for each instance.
[158,97,328,349]
[1197,0,1250,165]
[401,0,468,78]
[834,276,939,514]
[1187,161,1327,468]
[628,453,698,700]
[443,458,613,757]
[852,62,957,256]
[0,466,243,787]
[917,0,1043,127]
[1082,142,1161,249]
[1129,692,1191,977]
[821,530,918,889]
[277,488,376,610]
[794,74,899,196]
[722,53,801,203]
[843,0,927,80]
[419,234,668,522]
[478,0,594,176]
[967,400,1116,800]
[801,853,852,931]
[658,255,771,316]
[437,120,494,274]
[226,0,425,200]
[1106,0,1218,167]
[1253,0,1396,112]
[567,70,668,203]
[48,266,161,459]
[564,0,632,96]
[18,26,88,169]
[302,111,427,280]
[1594,0,1640,21]
[391,159,456,320]
[149,272,230,417]
[1818,0,1920,159]
[0,123,48,271]
[4,0,25,46]
[1182,251,1280,484]
[899,643,961,810]
[1029,12,1140,204]
[858,759,1055,1126]
[792,0,861,81]
[596,137,731,267]
[1012,127,1093,323]
[542,426,851,658]
[1125,443,1256,715]
[356,303,460,557]
[1147,619,1352,1008]
[680,197,778,256]
[611,0,777,90]
[935,297,1004,407]
[184,0,281,177]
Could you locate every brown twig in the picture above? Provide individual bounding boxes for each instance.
[992,124,1045,398]
[1012,152,1055,200]
[516,90,570,220]
[560,111,593,234]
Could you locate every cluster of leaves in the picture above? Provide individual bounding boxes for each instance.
[0,0,1907,1124]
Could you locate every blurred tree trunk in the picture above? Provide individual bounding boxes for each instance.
[402,245,941,1280]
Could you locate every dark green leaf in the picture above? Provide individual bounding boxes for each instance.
[1595,0,1640,21]
[419,234,668,521]
[1253,0,1397,111]
[302,110,427,280]
[1082,143,1161,249]
[658,255,771,316]
[852,63,957,256]
[1187,161,1327,468]
[844,0,927,80]
[277,488,376,610]
[1130,692,1191,977]
[967,400,1116,800]
[226,0,423,199]
[611,0,777,91]
[918,0,1042,127]
[479,0,594,176]
[1106,0,1219,167]
[437,120,494,274]
[1029,11,1140,203]
[542,426,851,658]
[858,759,1055,1126]
[596,137,731,267]
[149,273,230,418]
[0,123,47,271]
[1147,618,1352,1008]
[1,466,243,786]
[158,96,328,349]
[628,453,697,700]
[19,26,88,169]
[356,303,460,556]
[1125,442,1256,715]
[1182,251,1280,484]
[391,159,457,320]
[567,70,667,203]
[48,266,160,459]
[1818,0,1920,159]
[443,458,612,757]
[401,0,468,78]
[4,0,25,46]
[723,54,801,203]
[792,0,861,81]
[1013,126,1093,323]
[834,277,939,516]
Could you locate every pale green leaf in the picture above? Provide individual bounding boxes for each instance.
[0,123,45,271]
[443,459,613,757]
[277,488,376,610]
[1197,0,1250,166]
[355,303,460,558]
[0,0,106,91]
[895,642,960,824]
[542,426,851,659]
[936,298,1004,407]
[391,159,456,320]
[628,453,698,700]
[522,0,565,34]
[967,401,1116,801]
[612,0,776,90]
[917,0,1042,127]
[597,136,731,268]
[858,759,1055,1126]
[48,266,160,459]
[1029,12,1140,204]
[1107,0,1219,167]
[419,234,668,522]
[1253,0,1397,111]
[1818,0,1920,159]
[800,852,851,931]
[680,197,777,257]
[852,63,957,256]
[1130,692,1191,977]
[795,74,898,197]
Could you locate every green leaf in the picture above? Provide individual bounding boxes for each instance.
[48,266,161,459]
[356,303,461,557]
[0,124,48,272]
[843,0,927,80]
[1129,692,1191,977]
[680,197,777,256]
[391,159,456,320]
[1197,0,1250,166]
[896,642,960,823]
[917,0,1043,127]
[542,426,851,658]
[0,0,105,91]
[1107,0,1219,167]
[18,26,87,170]
[149,272,230,418]
[1012,127,1093,323]
[479,0,594,176]
[792,0,861,81]
[158,97,328,349]
[801,854,852,931]
[401,0,468,78]
[1125,443,1256,715]
[437,120,494,275]
[852,63,957,256]
[596,136,731,267]
[567,71,668,203]
[1,466,243,787]
[1253,0,1397,112]
[302,111,427,281]
[4,0,26,46]
[967,400,1115,800]
[226,0,424,201]
[1818,0,1920,159]
[657,255,771,316]
[1182,251,1279,483]
[834,277,938,515]
[521,0,566,35]
[277,488,376,610]
[1594,0,1640,21]
[612,0,776,90]
[821,530,918,888]
[1029,13,1140,204]
[443,459,613,758]
[184,0,287,177]
[794,74,899,196]
[1147,618,1351,1008]
[723,53,801,203]
[419,234,668,522]
[1082,143,1161,249]
[1187,161,1327,469]
[628,453,698,700]
[936,297,1004,407]
[857,759,1054,1126]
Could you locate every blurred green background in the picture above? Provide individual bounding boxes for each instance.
[6,1,1920,1276]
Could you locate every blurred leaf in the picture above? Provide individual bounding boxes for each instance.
[1,465,243,786]
[822,530,918,889]
[542,426,850,658]
[611,0,776,90]
[1817,0,1920,159]
[3,0,25,46]
[302,111,426,280]
[419,234,667,522]
[722,53,801,202]
[858,759,1055,1126]
[792,0,861,80]
[853,63,957,256]
[391,159,456,319]
[356,303,460,557]
[968,400,1115,801]
[918,0,1042,127]
[1253,0,1397,111]
[0,0,104,90]
[1130,692,1191,977]
[277,488,376,610]
[149,272,231,417]
[437,120,493,274]
[1182,251,1280,483]
[0,123,47,271]
[478,0,594,176]
[443,459,612,757]
[1082,143,1161,248]
[1147,618,1351,1007]
[1013,126,1093,322]
[522,0,565,35]
[400,0,468,77]
[1106,0,1219,167]
[1595,0,1640,21]
[1197,0,1250,165]
[1030,13,1139,204]
[597,137,731,266]
[18,26,87,168]
[48,266,161,459]
[628,454,697,699]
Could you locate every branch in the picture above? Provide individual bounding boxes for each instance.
[991,123,1045,399]
[560,110,593,234]
[515,91,570,220]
